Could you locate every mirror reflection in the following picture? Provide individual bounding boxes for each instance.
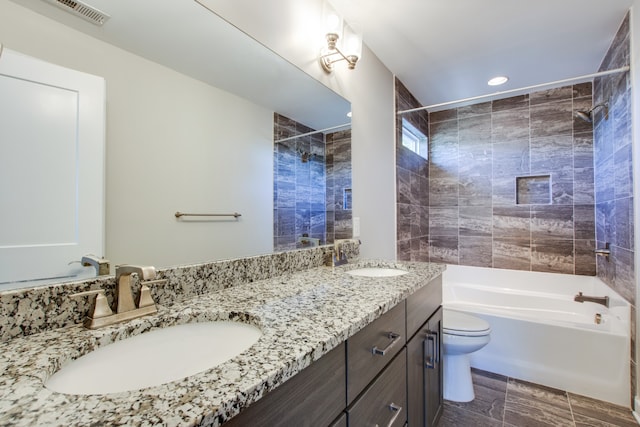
[0,0,351,290]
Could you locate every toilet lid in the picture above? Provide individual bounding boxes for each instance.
[443,310,491,337]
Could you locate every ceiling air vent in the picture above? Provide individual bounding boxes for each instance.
[44,0,110,26]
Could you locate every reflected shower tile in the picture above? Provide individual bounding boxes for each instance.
[397,167,413,205]
[396,203,412,241]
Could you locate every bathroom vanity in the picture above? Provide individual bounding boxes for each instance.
[0,259,444,426]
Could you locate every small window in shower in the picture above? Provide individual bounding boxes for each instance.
[516,175,551,205]
[401,118,428,160]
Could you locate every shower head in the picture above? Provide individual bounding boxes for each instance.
[575,102,609,123]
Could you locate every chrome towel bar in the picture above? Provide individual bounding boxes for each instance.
[175,212,241,218]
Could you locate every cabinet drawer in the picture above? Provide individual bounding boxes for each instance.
[347,302,405,404]
[347,348,407,427]
[224,342,346,427]
[406,275,442,340]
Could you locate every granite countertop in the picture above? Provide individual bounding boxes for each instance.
[0,260,445,426]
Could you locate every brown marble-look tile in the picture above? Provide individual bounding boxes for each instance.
[437,403,502,427]
[611,246,635,305]
[430,207,459,236]
[410,237,429,262]
[531,205,574,240]
[504,379,575,426]
[492,176,517,206]
[492,108,530,143]
[573,82,593,98]
[430,108,458,123]
[458,102,492,119]
[459,237,492,268]
[396,167,413,205]
[430,178,459,207]
[530,99,573,138]
[614,144,633,199]
[530,135,573,176]
[493,238,531,271]
[444,370,507,423]
[429,236,459,264]
[396,203,412,241]
[574,239,596,276]
[459,175,492,207]
[531,239,575,274]
[573,132,594,169]
[596,201,614,243]
[530,86,573,106]
[573,167,594,204]
[492,94,529,113]
[573,97,595,135]
[493,206,531,239]
[459,113,491,144]
[460,206,492,237]
[615,197,633,250]
[551,177,574,205]
[569,393,638,427]
[492,139,530,178]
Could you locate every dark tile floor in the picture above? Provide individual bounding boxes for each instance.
[437,369,639,427]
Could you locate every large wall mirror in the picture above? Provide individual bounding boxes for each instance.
[0,0,351,290]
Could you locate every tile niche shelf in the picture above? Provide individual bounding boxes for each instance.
[516,175,551,205]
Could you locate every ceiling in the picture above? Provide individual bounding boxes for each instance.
[331,0,634,109]
[10,0,636,115]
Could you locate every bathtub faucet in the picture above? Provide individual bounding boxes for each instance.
[574,292,609,308]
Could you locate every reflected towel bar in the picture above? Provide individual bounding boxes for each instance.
[175,212,241,218]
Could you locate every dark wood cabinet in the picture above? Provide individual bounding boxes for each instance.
[347,302,406,404]
[223,274,443,427]
[407,306,443,427]
[224,342,346,427]
[347,349,407,427]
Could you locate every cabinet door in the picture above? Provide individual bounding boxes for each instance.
[425,307,443,427]
[406,306,443,427]
[347,302,406,404]
[224,343,346,427]
[347,348,407,427]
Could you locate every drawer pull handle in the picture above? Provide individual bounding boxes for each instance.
[386,403,402,427]
[372,332,401,356]
[424,333,436,369]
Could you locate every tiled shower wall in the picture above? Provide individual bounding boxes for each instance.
[592,13,635,398]
[396,79,430,261]
[273,114,352,250]
[425,84,596,274]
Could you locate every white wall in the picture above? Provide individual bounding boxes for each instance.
[0,2,274,269]
[207,0,398,260]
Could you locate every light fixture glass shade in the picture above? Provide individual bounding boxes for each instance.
[343,23,362,60]
[322,1,343,47]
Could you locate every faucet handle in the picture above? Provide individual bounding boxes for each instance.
[71,289,113,319]
[137,279,167,308]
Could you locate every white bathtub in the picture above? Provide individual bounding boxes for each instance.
[443,265,630,406]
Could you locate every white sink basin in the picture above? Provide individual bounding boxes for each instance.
[346,267,408,277]
[45,321,262,395]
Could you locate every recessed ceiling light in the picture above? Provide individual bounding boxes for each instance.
[347,111,352,118]
[488,76,509,86]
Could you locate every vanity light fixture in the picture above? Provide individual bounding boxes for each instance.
[488,76,509,86]
[319,2,362,72]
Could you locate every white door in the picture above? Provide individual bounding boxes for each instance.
[0,48,105,287]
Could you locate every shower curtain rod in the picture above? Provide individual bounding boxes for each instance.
[397,65,630,115]
[274,122,351,143]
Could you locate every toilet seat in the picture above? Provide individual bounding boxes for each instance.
[444,310,490,337]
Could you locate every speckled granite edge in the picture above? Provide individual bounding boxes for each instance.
[0,260,445,427]
[0,242,360,341]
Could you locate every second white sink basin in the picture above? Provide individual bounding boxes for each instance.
[347,267,408,277]
[45,321,262,395]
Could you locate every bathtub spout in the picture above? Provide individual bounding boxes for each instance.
[574,292,609,307]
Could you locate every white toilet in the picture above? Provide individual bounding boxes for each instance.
[442,309,491,402]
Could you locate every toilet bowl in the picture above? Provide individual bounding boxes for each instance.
[443,309,491,402]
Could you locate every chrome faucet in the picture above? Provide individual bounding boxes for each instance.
[574,292,609,308]
[81,254,110,276]
[594,242,611,261]
[71,264,166,329]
